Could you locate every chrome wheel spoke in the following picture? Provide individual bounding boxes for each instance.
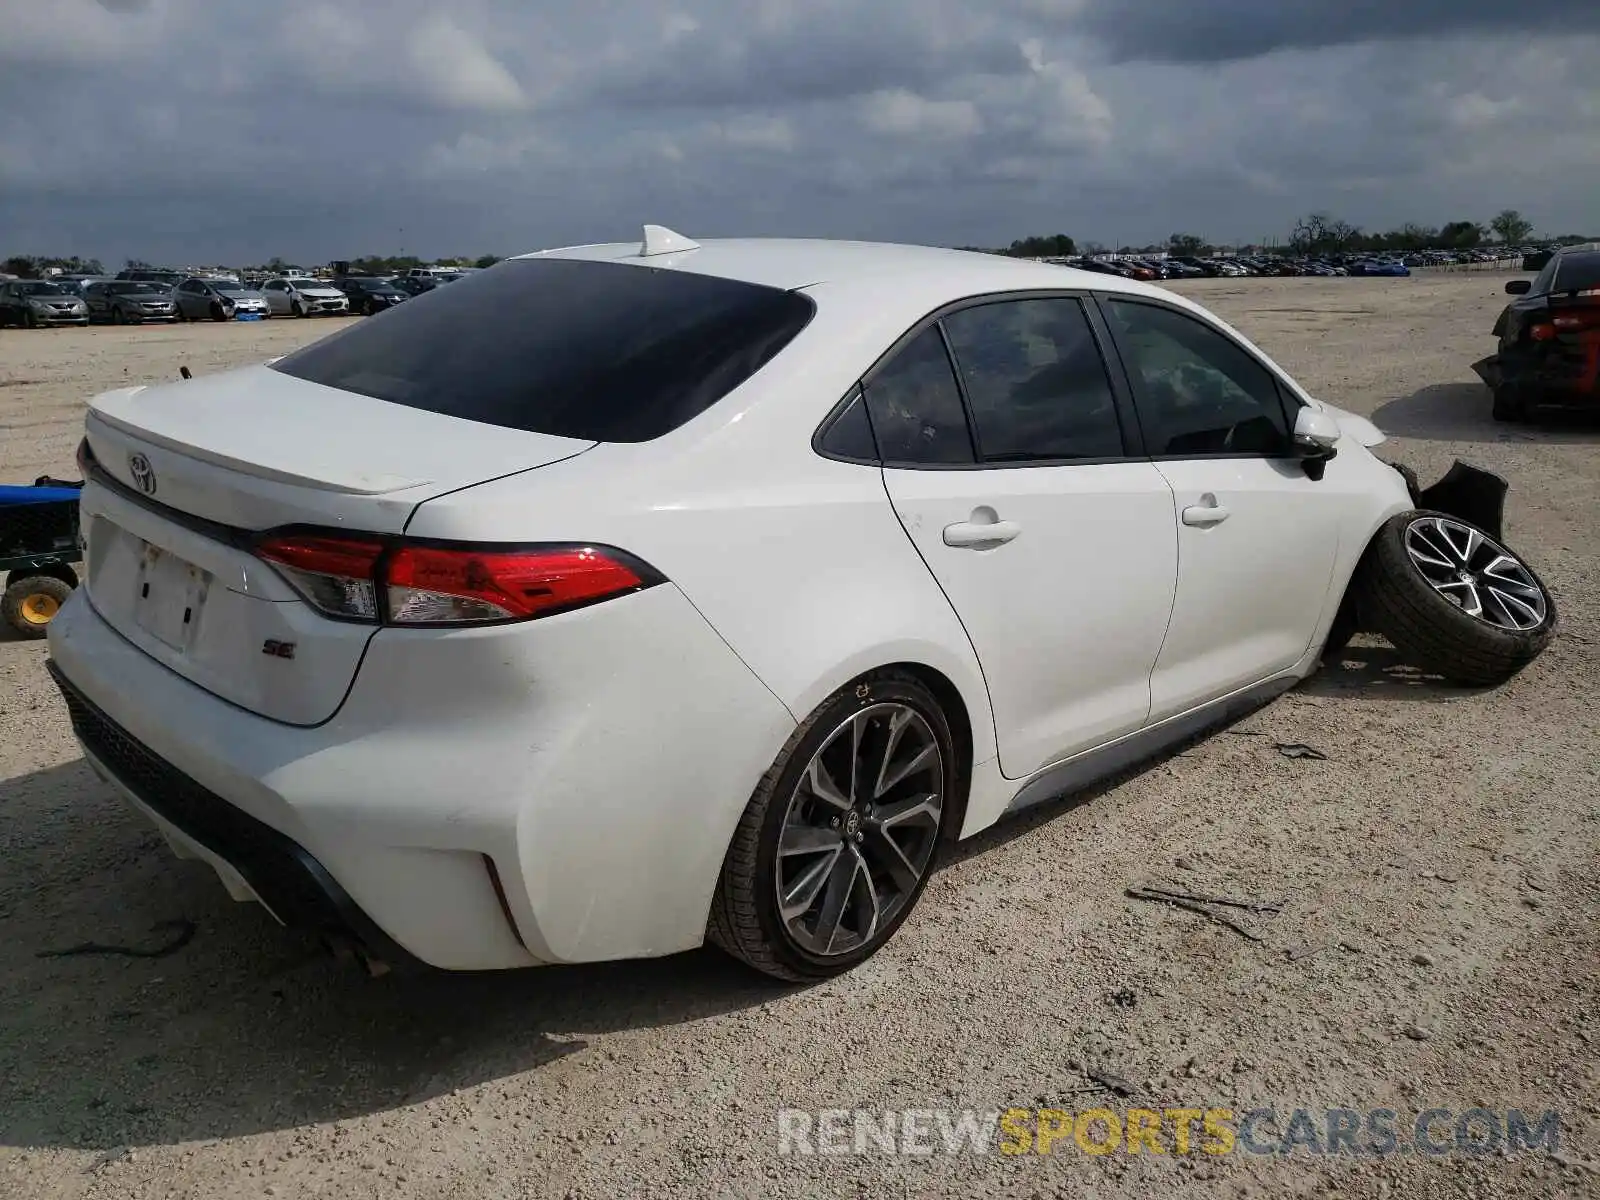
[803,755,851,812]
[779,845,840,921]
[1403,516,1548,633]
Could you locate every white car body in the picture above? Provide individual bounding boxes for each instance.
[47,233,1414,973]
[260,276,349,316]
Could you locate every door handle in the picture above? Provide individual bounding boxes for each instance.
[943,518,1021,548]
[1181,495,1230,527]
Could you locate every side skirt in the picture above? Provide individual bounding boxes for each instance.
[1001,675,1298,818]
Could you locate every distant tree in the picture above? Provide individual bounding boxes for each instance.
[1489,209,1534,244]
[1168,232,1208,256]
[1004,233,1076,258]
[2,256,40,278]
[1080,241,1107,257]
[123,258,154,272]
[266,256,288,273]
[473,254,502,269]
[1438,221,1483,249]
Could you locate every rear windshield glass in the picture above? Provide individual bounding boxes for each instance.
[1552,253,1600,294]
[270,257,817,442]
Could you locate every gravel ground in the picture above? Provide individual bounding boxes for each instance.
[1,277,1596,1199]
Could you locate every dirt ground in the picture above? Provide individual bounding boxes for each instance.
[1,276,1596,1199]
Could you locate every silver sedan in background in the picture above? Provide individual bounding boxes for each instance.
[173,277,271,322]
[84,279,179,324]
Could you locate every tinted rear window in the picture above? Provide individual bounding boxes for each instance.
[1553,253,1600,294]
[270,257,817,442]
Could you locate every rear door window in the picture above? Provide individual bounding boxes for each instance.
[271,258,816,442]
[940,298,1125,462]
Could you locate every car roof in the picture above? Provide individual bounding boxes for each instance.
[517,234,1171,303]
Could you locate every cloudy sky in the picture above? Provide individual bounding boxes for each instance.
[2,0,1597,267]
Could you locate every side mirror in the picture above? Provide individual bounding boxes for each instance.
[1293,407,1341,480]
[1505,280,1531,295]
[1293,406,1341,454]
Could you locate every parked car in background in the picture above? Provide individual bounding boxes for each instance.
[84,279,179,324]
[0,279,90,327]
[390,274,442,298]
[115,268,186,289]
[335,275,409,315]
[173,277,270,322]
[261,276,350,317]
[1475,248,1600,421]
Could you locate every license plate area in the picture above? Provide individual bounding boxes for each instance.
[134,540,212,653]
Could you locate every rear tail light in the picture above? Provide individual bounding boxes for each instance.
[254,533,660,626]
[257,535,385,620]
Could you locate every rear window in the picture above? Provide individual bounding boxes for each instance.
[1552,253,1600,294]
[270,257,817,442]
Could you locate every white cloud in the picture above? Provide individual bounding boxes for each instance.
[714,114,796,152]
[861,89,983,139]
[405,14,528,112]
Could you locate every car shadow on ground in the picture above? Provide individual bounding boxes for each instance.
[1294,639,1494,701]
[1373,382,1600,444]
[0,760,797,1153]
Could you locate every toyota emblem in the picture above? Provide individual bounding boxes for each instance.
[128,453,157,495]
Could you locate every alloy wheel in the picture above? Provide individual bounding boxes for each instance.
[1403,516,1548,631]
[775,702,944,957]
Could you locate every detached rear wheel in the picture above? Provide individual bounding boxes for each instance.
[1354,510,1555,686]
[709,671,955,980]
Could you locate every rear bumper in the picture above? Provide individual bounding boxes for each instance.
[45,581,795,970]
[1474,352,1600,406]
[49,662,423,971]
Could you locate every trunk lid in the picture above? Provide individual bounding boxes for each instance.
[79,366,594,725]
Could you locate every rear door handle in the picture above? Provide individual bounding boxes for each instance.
[943,519,1021,548]
[1181,496,1230,526]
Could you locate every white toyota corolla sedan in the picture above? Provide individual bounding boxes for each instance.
[47,228,1555,980]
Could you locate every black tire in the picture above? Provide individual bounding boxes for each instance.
[708,669,958,981]
[3,575,74,639]
[23,309,38,329]
[292,299,307,318]
[111,306,126,325]
[210,302,227,322]
[364,298,377,316]
[1353,509,1556,686]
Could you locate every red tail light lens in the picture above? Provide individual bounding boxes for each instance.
[255,534,656,626]
[386,545,648,624]
[257,535,385,621]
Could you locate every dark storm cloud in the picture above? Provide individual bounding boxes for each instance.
[1069,0,1600,64]
[0,0,1596,265]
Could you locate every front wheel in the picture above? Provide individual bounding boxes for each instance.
[709,670,957,981]
[1354,510,1555,686]
[23,309,38,329]
[292,299,307,317]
